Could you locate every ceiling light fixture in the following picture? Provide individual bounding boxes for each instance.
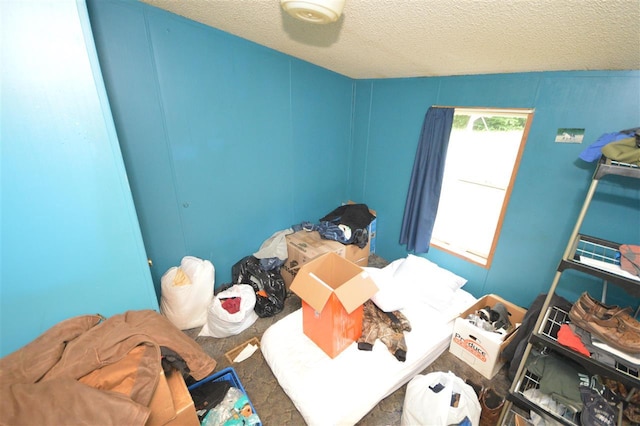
[280,0,345,24]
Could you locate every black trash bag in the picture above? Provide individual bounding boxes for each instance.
[231,255,286,318]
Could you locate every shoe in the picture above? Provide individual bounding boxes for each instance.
[624,402,640,423]
[479,388,504,426]
[568,295,640,355]
[577,292,640,333]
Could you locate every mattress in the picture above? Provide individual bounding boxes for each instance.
[261,288,477,426]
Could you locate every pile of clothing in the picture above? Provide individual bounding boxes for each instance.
[579,127,640,166]
[189,379,261,426]
[465,301,514,339]
[0,310,217,425]
[523,350,638,425]
[357,300,412,362]
[292,203,376,249]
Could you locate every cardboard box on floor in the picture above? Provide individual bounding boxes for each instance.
[147,368,199,426]
[449,294,527,380]
[281,230,371,289]
[289,252,378,358]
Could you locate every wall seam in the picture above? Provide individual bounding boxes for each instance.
[142,8,189,253]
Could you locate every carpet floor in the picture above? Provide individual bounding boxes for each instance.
[183,255,515,425]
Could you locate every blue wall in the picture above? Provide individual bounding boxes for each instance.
[353,73,640,308]
[88,1,639,309]
[1,0,159,357]
[88,0,354,295]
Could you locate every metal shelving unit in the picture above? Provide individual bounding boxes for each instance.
[499,156,640,425]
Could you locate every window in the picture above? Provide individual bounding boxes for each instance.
[430,108,533,267]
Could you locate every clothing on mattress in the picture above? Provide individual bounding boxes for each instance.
[358,300,411,362]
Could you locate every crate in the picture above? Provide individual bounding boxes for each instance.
[188,367,261,426]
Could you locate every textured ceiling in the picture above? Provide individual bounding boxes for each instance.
[141,0,640,79]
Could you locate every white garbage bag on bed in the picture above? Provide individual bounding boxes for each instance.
[160,256,215,330]
[401,371,481,426]
[199,284,259,338]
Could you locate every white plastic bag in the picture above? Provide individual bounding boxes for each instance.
[198,284,259,338]
[160,256,215,330]
[401,371,481,426]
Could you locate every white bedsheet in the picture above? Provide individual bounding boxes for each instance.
[261,288,477,426]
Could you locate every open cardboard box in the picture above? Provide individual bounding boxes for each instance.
[449,294,527,379]
[289,252,378,358]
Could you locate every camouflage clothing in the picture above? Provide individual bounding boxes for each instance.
[358,300,412,361]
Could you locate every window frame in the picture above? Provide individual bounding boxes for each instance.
[430,107,534,268]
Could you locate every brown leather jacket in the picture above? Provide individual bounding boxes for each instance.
[0,310,216,425]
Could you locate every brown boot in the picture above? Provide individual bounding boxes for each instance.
[577,292,640,333]
[479,388,504,426]
[569,296,640,354]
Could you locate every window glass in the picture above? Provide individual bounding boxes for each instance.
[431,108,533,267]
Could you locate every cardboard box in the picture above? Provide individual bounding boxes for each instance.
[289,252,378,358]
[345,240,370,267]
[147,369,175,426]
[368,215,377,254]
[280,230,346,289]
[147,369,199,426]
[449,294,527,379]
[346,201,377,255]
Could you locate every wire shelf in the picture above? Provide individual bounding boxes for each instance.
[574,238,620,267]
[595,155,640,179]
[539,305,569,340]
[516,370,580,425]
[540,306,640,381]
[609,159,640,169]
[502,407,534,426]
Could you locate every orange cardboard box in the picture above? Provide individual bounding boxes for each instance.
[289,252,378,358]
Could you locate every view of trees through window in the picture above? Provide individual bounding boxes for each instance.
[430,108,533,267]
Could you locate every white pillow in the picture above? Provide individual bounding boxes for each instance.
[366,259,408,312]
[402,254,467,290]
[367,255,468,313]
[392,255,467,311]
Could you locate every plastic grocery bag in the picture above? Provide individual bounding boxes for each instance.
[401,371,481,426]
[199,284,259,338]
[160,256,215,330]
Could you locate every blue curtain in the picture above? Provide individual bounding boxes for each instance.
[399,107,455,253]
